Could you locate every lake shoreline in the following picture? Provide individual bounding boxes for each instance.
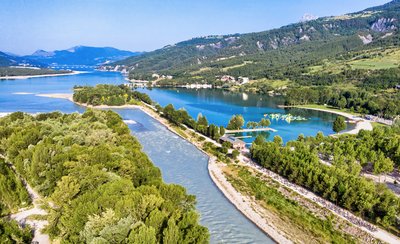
[280,105,373,134]
[0,71,85,80]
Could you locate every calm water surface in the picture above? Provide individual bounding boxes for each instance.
[138,88,353,143]
[0,71,275,243]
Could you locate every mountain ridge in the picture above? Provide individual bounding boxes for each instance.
[24,46,142,66]
[113,0,399,79]
[0,46,142,67]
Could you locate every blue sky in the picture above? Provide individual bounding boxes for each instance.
[0,0,390,55]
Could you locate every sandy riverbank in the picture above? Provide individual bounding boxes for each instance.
[0,71,85,80]
[208,159,292,243]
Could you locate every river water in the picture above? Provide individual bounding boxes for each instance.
[0,71,347,243]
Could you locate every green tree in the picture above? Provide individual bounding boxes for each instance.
[259,118,271,127]
[337,97,347,109]
[227,115,244,130]
[332,116,347,133]
[273,136,283,146]
[219,126,225,136]
[316,131,324,141]
[246,121,258,129]
[254,135,266,145]
[231,150,240,159]
[197,113,208,127]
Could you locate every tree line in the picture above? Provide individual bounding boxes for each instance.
[250,128,400,234]
[285,86,400,118]
[160,104,225,141]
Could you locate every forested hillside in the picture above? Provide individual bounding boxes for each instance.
[108,1,400,119]
[0,111,209,243]
[113,0,400,79]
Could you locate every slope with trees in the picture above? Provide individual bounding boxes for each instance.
[0,111,209,243]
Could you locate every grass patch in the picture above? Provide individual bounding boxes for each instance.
[190,67,213,75]
[252,78,291,89]
[308,47,400,74]
[221,61,253,72]
[371,122,389,129]
[349,48,400,70]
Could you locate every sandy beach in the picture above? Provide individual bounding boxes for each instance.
[0,71,85,80]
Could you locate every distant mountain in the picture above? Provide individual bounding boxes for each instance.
[0,51,44,67]
[24,46,142,66]
[114,0,400,78]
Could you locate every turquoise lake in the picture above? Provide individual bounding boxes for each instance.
[0,70,349,243]
[138,87,351,143]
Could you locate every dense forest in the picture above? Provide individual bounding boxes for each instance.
[250,127,400,234]
[0,111,208,243]
[73,84,152,106]
[0,159,30,216]
[0,159,33,243]
[0,67,71,77]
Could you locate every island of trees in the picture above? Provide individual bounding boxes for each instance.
[0,110,208,243]
[73,84,152,106]
[0,67,71,77]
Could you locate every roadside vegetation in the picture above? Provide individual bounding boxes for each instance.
[251,126,400,235]
[226,165,357,243]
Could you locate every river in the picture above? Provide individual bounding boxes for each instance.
[0,71,347,243]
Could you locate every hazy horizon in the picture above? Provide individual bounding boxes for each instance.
[0,0,391,55]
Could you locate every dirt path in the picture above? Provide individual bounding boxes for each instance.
[208,159,293,243]
[238,154,400,244]
[0,155,50,244]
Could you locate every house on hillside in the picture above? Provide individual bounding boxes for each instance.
[220,75,236,83]
[220,136,246,150]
